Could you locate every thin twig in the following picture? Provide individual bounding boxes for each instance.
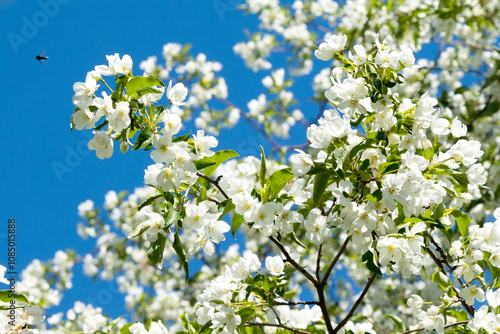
[245,322,313,334]
[273,301,320,306]
[364,317,390,334]
[196,172,229,200]
[269,236,318,285]
[431,37,500,52]
[316,243,323,281]
[427,247,475,316]
[321,236,351,286]
[399,320,469,334]
[178,184,191,211]
[333,272,377,333]
[428,235,463,285]
[205,195,221,205]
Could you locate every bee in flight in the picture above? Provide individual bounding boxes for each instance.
[36,50,49,65]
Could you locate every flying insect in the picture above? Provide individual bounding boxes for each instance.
[36,50,48,65]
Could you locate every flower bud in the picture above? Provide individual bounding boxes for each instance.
[120,141,129,153]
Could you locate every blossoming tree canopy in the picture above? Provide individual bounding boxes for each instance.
[3,0,500,333]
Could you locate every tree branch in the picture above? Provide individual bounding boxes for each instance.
[321,236,351,286]
[400,320,469,334]
[269,236,318,285]
[196,172,229,200]
[426,247,475,316]
[316,243,323,281]
[273,301,320,306]
[333,272,377,333]
[431,37,500,52]
[246,322,313,334]
[315,282,336,334]
[364,317,390,334]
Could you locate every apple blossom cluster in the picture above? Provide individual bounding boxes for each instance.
[71,52,196,160]
[67,33,497,334]
[239,0,500,220]
[0,304,45,334]
[39,301,126,333]
[139,43,239,135]
[195,252,327,333]
[245,68,305,139]
[16,251,75,308]
[43,1,500,334]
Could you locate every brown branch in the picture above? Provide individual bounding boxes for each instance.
[205,195,221,205]
[364,317,390,334]
[269,236,318,285]
[431,38,500,52]
[400,320,469,334]
[333,272,377,333]
[420,65,486,78]
[315,282,336,334]
[316,243,323,281]
[321,236,351,286]
[178,184,191,211]
[426,247,475,316]
[428,235,463,285]
[196,172,229,200]
[273,301,320,306]
[245,322,313,334]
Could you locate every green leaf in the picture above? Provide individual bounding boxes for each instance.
[451,173,469,187]
[173,133,191,143]
[432,203,445,220]
[193,157,217,170]
[384,314,406,332]
[307,163,331,175]
[267,168,294,200]
[349,141,374,160]
[120,324,132,334]
[313,171,330,205]
[259,146,267,187]
[218,199,235,220]
[164,204,181,230]
[373,77,383,93]
[137,193,162,211]
[359,159,370,171]
[362,250,382,275]
[126,76,165,99]
[0,290,29,305]
[379,161,400,175]
[432,271,452,289]
[395,202,405,225]
[147,232,167,269]
[127,221,149,240]
[231,213,245,239]
[133,127,153,151]
[173,231,189,281]
[236,306,255,329]
[452,210,471,237]
[290,231,308,251]
[204,150,239,177]
[135,87,162,99]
